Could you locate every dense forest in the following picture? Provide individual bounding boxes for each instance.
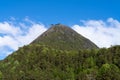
[0,44,120,80]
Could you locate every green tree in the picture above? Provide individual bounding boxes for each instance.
[97,63,120,80]
[0,71,3,79]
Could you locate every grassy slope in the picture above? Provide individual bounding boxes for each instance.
[32,24,98,50]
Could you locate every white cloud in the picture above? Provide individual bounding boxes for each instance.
[17,23,47,45]
[0,19,47,59]
[72,18,120,48]
[0,36,19,50]
[1,17,120,59]
[0,22,21,36]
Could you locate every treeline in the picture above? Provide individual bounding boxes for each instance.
[0,44,120,80]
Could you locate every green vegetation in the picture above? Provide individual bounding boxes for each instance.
[0,44,120,80]
[32,24,98,50]
[0,24,119,80]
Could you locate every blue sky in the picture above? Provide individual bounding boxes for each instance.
[0,0,120,24]
[0,0,120,59]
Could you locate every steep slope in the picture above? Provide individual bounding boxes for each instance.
[32,24,98,50]
[0,44,120,80]
[0,24,101,80]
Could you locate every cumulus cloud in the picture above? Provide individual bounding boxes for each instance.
[17,24,47,45]
[0,22,21,35]
[1,17,120,59]
[0,19,47,59]
[72,18,120,48]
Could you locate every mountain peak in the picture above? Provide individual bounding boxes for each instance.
[43,24,76,36]
[46,24,72,33]
[32,24,98,50]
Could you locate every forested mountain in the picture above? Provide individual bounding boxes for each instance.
[0,24,120,80]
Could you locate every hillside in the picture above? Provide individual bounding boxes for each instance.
[0,24,120,80]
[0,44,120,79]
[32,24,98,50]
